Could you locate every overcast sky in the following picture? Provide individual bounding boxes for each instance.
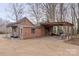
[0,4,9,20]
[0,3,77,23]
[0,3,33,22]
[0,3,28,22]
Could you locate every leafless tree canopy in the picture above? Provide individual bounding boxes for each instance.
[7,3,25,22]
[7,3,79,34]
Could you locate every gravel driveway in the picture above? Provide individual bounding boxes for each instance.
[0,34,79,56]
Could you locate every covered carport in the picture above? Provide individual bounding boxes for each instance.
[41,22,74,40]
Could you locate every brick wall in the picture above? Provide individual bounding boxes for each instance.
[22,27,45,39]
[18,18,45,39]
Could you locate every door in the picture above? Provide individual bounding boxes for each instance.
[45,28,50,36]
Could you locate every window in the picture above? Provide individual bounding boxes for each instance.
[31,27,35,34]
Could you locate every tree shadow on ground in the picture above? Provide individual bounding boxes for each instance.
[65,38,79,46]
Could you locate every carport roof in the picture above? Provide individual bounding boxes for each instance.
[41,22,74,28]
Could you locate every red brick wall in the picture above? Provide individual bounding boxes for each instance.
[22,27,45,39]
[20,18,33,26]
[18,18,34,39]
[34,27,45,37]
[18,18,45,39]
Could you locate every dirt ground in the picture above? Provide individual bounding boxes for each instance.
[0,34,79,56]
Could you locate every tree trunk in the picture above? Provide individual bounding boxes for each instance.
[77,3,79,34]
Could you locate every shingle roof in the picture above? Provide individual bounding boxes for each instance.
[7,17,34,27]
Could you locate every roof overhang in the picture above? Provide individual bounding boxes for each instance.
[6,22,18,27]
[41,22,74,28]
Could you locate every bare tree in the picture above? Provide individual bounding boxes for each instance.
[70,4,78,34]
[60,3,64,21]
[27,3,43,25]
[57,3,69,22]
[42,3,57,22]
[59,3,68,21]
[77,3,79,33]
[7,3,25,22]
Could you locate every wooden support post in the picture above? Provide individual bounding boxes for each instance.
[71,26,73,40]
[66,26,69,41]
[68,26,70,40]
[12,27,13,36]
[52,26,53,36]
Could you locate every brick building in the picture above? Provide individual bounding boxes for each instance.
[7,17,45,39]
[7,17,73,39]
